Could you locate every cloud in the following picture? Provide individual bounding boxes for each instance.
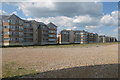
[33,15,101,31]
[100,11,118,27]
[98,30,101,32]
[25,10,118,32]
[113,28,118,32]
[0,10,8,15]
[7,2,118,32]
[15,2,103,18]
[85,25,100,31]
[73,15,92,23]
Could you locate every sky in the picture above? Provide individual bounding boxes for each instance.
[0,2,119,40]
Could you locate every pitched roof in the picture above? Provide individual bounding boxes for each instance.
[47,22,57,27]
[37,22,47,29]
[0,14,23,21]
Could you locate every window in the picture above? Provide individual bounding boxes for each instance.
[4,26,10,28]
[10,38,15,41]
[19,38,23,41]
[3,20,10,23]
[4,38,10,41]
[19,27,23,31]
[11,26,15,30]
[49,35,56,37]
[4,32,9,35]
[16,38,19,41]
[48,39,56,41]
[19,20,23,25]
[19,32,23,37]
[16,20,18,23]
[11,32,14,36]
[16,32,19,35]
[10,20,15,24]
[49,31,55,33]
[15,26,18,29]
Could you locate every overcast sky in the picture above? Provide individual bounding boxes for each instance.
[0,2,119,40]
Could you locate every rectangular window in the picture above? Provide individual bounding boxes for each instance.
[4,26,10,28]
[4,32,9,35]
[49,35,56,37]
[3,20,10,23]
[19,32,23,37]
[11,20,15,24]
[16,38,19,41]
[15,26,18,29]
[19,27,23,31]
[11,26,15,31]
[11,32,14,36]
[19,38,23,41]
[4,38,10,41]
[48,39,56,41]
[16,32,19,35]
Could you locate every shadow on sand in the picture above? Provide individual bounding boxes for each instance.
[3,64,119,79]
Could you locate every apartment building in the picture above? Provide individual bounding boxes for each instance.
[1,14,25,46]
[59,30,100,44]
[47,22,57,44]
[80,30,89,44]
[88,33,99,43]
[93,33,99,43]
[38,22,49,45]
[99,35,105,43]
[88,33,94,43]
[31,20,39,45]
[1,14,57,46]
[23,20,34,45]
[99,35,117,43]
[60,30,89,44]
[61,30,74,44]
[74,30,81,43]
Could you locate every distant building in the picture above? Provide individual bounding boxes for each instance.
[47,22,57,44]
[99,35,106,43]
[61,30,74,44]
[99,35,117,43]
[88,33,99,43]
[74,30,82,43]
[60,30,89,44]
[37,22,48,45]
[93,33,99,43]
[59,30,116,44]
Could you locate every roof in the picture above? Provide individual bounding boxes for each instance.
[47,22,57,27]
[0,14,23,21]
[38,22,47,29]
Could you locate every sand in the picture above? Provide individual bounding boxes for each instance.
[2,43,118,78]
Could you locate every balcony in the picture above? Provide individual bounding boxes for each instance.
[24,31,33,33]
[4,38,10,41]
[4,35,10,38]
[24,36,33,38]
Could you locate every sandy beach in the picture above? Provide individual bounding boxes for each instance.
[2,43,118,78]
